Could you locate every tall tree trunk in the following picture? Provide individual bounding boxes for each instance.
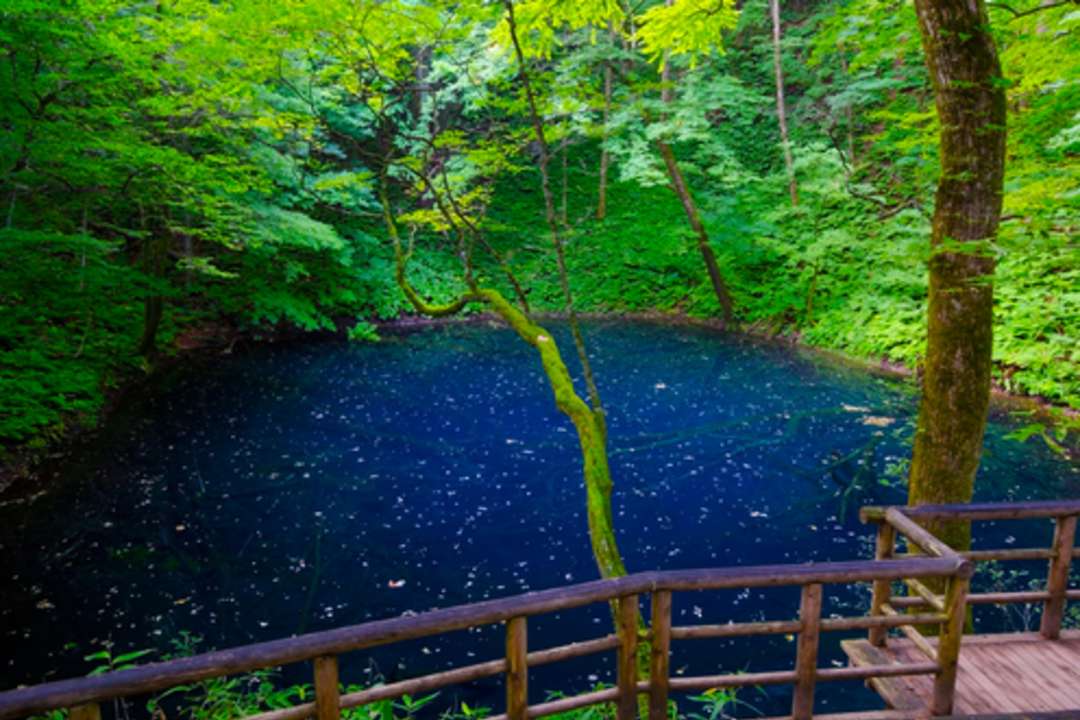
[656,39,735,325]
[770,0,798,206]
[6,188,16,229]
[138,208,166,360]
[412,45,431,120]
[907,0,1007,551]
[138,239,165,360]
[597,25,614,221]
[560,136,569,226]
[839,48,858,168]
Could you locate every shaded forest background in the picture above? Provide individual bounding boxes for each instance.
[0,0,1076,455]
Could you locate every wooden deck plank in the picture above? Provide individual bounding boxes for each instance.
[842,631,1080,717]
[839,639,928,711]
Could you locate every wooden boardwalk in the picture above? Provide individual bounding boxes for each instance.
[843,631,1080,716]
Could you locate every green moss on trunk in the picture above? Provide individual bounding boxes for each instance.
[388,218,628,581]
[908,0,1007,550]
[478,289,628,579]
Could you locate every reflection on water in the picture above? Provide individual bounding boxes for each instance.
[1,321,1076,715]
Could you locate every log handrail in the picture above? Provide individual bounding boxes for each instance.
[7,499,1076,720]
[861,500,1080,522]
[0,557,967,720]
[882,507,960,559]
[862,501,1080,643]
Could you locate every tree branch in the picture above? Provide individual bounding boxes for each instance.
[988,0,1075,19]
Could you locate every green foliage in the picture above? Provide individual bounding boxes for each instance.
[1004,407,1080,458]
[1,0,1077,457]
[477,0,1078,412]
[0,229,162,444]
[684,688,751,720]
[85,647,156,676]
[637,0,740,62]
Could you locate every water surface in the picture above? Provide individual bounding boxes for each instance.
[2,321,1077,716]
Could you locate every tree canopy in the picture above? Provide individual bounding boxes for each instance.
[1,0,1076,454]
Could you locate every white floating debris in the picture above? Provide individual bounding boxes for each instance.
[388,579,407,589]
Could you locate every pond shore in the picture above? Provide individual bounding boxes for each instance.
[1,310,1074,500]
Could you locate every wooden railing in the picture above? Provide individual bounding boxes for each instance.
[0,559,970,720]
[862,499,1080,641]
[2,499,1077,720]
[860,499,1080,714]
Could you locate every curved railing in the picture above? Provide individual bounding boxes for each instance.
[2,499,1077,720]
[0,558,970,720]
[862,499,1080,643]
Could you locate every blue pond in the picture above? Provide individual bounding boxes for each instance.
[1,321,1077,716]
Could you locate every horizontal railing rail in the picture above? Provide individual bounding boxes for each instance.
[0,557,969,720]
[862,500,1080,522]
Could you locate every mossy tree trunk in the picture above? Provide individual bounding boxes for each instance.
[907,0,1006,550]
[383,188,628,582]
[503,4,646,700]
[477,289,627,580]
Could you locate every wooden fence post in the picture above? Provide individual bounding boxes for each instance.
[1040,514,1077,640]
[313,656,340,720]
[792,583,822,720]
[506,617,528,720]
[649,591,672,720]
[869,521,896,646]
[616,595,639,720]
[930,573,970,716]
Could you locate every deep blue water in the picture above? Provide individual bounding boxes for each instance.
[1,321,1077,716]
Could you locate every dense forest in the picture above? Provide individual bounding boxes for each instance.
[1,0,1075,463]
[2,1,1080,717]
